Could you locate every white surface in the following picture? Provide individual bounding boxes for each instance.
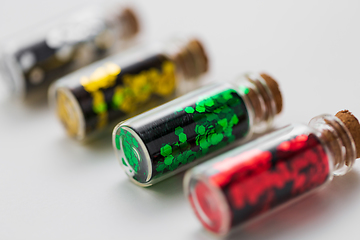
[1,0,360,239]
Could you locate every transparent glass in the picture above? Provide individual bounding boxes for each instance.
[49,37,209,140]
[112,73,281,187]
[184,114,357,235]
[0,4,140,100]
[309,114,357,175]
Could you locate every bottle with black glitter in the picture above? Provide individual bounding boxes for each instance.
[112,72,283,186]
[50,38,209,140]
[184,110,360,235]
[0,4,139,101]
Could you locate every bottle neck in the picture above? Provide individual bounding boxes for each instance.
[164,38,208,81]
[309,114,357,176]
[234,73,281,133]
[115,8,140,39]
[104,6,139,41]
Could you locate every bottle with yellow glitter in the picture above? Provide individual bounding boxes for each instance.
[49,38,209,141]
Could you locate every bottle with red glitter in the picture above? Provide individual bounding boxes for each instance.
[184,110,360,235]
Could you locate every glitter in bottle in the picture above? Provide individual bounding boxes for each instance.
[51,38,209,140]
[0,5,140,100]
[185,110,360,235]
[113,73,283,186]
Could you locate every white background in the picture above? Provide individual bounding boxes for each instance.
[1,0,360,239]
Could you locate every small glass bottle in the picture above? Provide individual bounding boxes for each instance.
[0,5,140,100]
[184,110,360,235]
[50,38,209,140]
[112,72,283,186]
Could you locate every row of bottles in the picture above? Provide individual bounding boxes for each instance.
[1,3,359,237]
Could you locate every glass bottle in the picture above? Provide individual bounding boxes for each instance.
[0,5,140,100]
[50,38,209,140]
[112,72,283,186]
[184,110,360,235]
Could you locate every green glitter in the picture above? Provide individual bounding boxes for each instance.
[156,163,166,172]
[175,127,183,135]
[199,137,210,149]
[132,137,139,147]
[122,137,140,172]
[117,128,146,179]
[113,92,124,106]
[196,105,206,113]
[160,144,172,157]
[214,108,222,113]
[164,155,174,165]
[198,125,205,135]
[206,113,218,121]
[222,91,233,100]
[239,85,250,95]
[210,133,224,145]
[170,161,179,170]
[188,155,196,162]
[217,96,227,104]
[152,88,250,178]
[120,128,125,135]
[179,133,187,143]
[93,103,107,113]
[230,114,239,126]
[115,135,121,150]
[185,107,195,113]
[218,118,228,129]
[122,158,127,166]
[224,127,233,137]
[204,98,214,107]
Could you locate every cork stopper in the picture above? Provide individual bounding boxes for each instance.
[118,8,140,38]
[245,73,283,125]
[172,39,209,79]
[336,110,360,158]
[260,73,283,114]
[187,39,209,74]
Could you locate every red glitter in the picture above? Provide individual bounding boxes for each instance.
[210,149,272,188]
[189,181,223,233]
[277,141,291,151]
[202,132,330,227]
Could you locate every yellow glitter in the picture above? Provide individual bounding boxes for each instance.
[80,60,177,130]
[97,112,108,129]
[120,95,137,113]
[105,62,121,76]
[92,91,107,113]
[130,73,152,101]
[56,89,80,137]
[155,61,176,96]
[81,62,120,92]
[80,62,121,128]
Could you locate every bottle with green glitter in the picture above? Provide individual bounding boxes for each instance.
[112,72,283,186]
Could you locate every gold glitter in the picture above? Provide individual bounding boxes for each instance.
[82,60,176,129]
[56,89,81,137]
[97,112,108,129]
[81,62,120,92]
[155,61,176,96]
